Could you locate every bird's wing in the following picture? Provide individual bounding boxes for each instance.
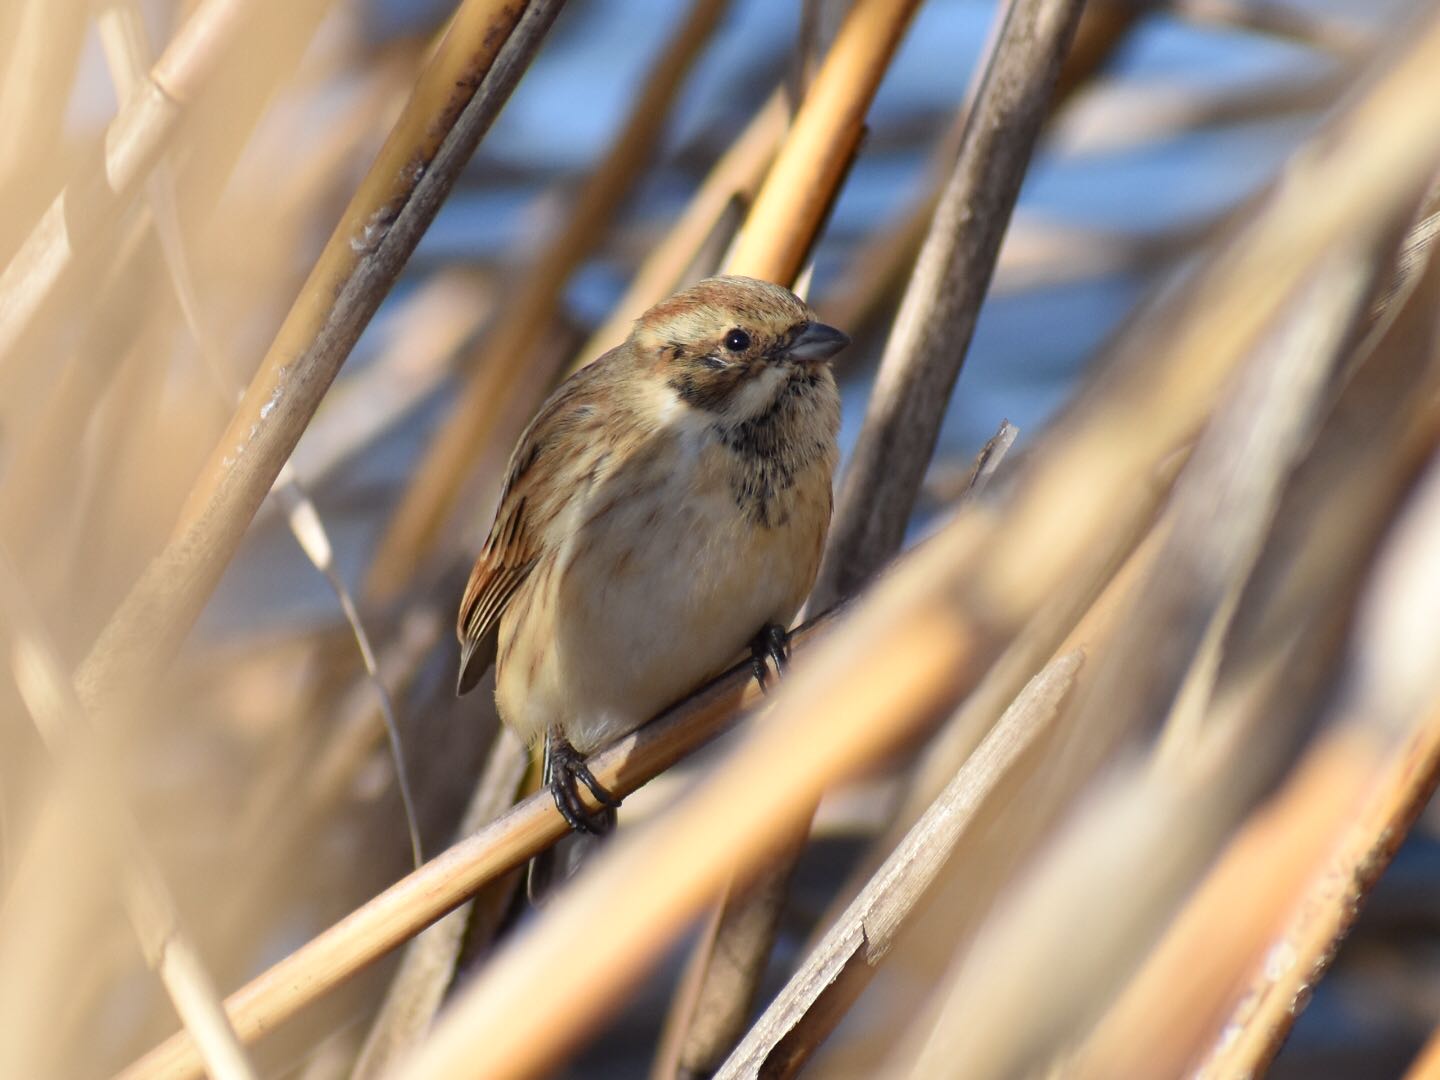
[454,351,620,694]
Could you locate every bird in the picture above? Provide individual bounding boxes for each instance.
[456,275,848,836]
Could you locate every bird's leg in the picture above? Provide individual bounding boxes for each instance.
[544,732,620,836]
[748,622,791,695]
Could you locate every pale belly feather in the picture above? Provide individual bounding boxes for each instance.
[495,424,828,753]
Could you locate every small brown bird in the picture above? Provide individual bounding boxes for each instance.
[456,275,847,833]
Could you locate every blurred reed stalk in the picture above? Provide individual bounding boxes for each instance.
[0,547,255,1080]
[73,0,565,717]
[7,1,1439,1078]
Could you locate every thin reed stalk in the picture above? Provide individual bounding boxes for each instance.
[364,0,731,601]
[113,604,846,1080]
[716,650,1084,1080]
[726,0,925,283]
[72,0,565,717]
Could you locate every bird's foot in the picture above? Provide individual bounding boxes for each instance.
[749,622,790,695]
[545,737,620,836]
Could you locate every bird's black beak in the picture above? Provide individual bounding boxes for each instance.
[786,321,850,364]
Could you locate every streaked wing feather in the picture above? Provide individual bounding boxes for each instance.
[454,350,620,694]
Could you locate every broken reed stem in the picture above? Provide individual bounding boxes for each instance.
[725,0,924,282]
[381,14,1440,1076]
[714,650,1084,1080]
[72,0,564,716]
[815,0,1087,607]
[364,0,730,601]
[113,606,845,1080]
[1198,669,1440,1075]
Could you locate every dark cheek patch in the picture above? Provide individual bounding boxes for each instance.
[668,362,747,412]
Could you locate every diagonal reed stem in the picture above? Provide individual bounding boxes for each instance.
[72,0,565,717]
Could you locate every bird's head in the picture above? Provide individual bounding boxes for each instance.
[631,275,849,422]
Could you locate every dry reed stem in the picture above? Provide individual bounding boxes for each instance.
[1195,473,1440,1079]
[891,244,1376,1080]
[351,730,530,1078]
[364,0,730,600]
[114,605,846,1080]
[575,90,789,366]
[1067,726,1380,1080]
[725,0,924,283]
[285,269,494,492]
[668,0,1087,1046]
[0,551,256,1080]
[0,791,114,1077]
[380,17,1440,1073]
[815,0,1143,336]
[72,0,563,716]
[0,0,86,191]
[1408,1024,1440,1079]
[814,0,1086,607]
[715,650,1084,1080]
[0,0,292,371]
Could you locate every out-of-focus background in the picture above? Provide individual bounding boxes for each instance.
[4,1,1440,1077]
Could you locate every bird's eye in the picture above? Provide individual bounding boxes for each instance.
[723,328,751,352]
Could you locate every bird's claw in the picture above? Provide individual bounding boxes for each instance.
[546,739,619,836]
[749,623,790,695]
